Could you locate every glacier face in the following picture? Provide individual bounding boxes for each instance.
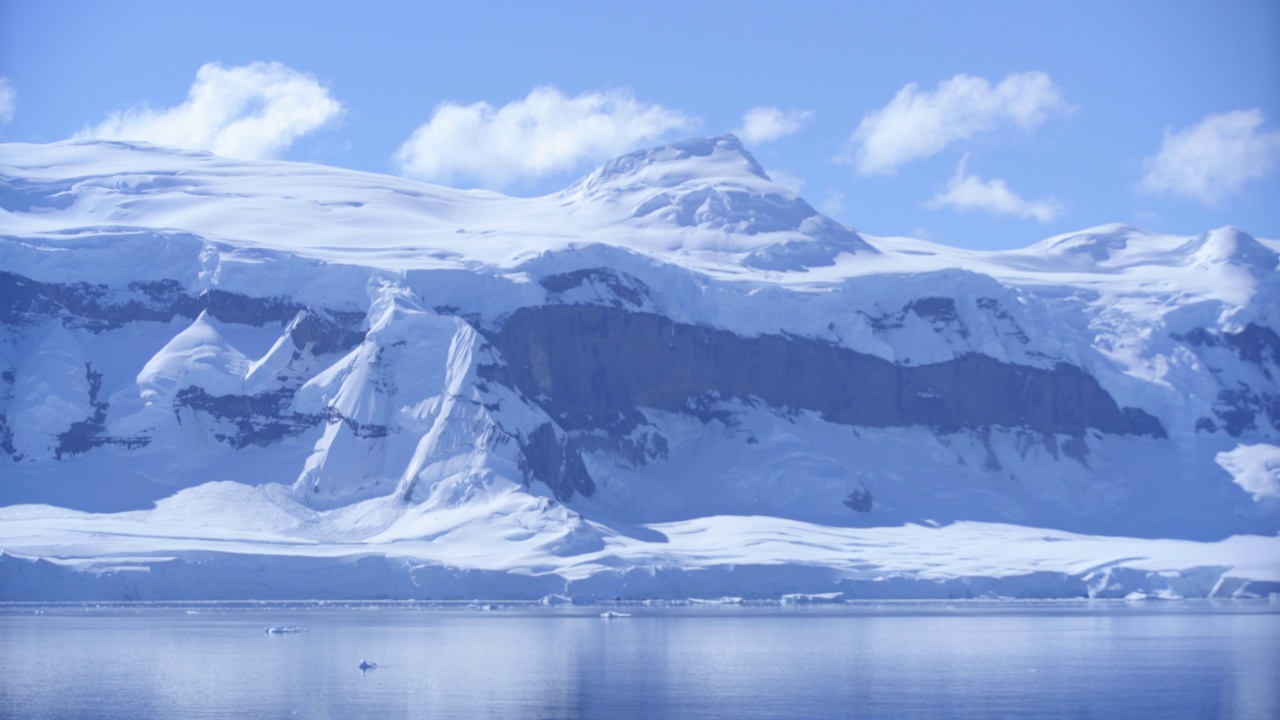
[1,137,1278,600]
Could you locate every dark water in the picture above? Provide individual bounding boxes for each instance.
[1,602,1277,719]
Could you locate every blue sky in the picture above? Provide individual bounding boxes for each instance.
[1,0,1278,249]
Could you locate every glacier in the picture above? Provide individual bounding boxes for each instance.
[1,135,1278,601]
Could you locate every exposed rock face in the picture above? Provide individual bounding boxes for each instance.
[1177,323,1280,438]
[540,269,652,309]
[482,304,1165,440]
[0,271,368,462]
[173,387,324,449]
[0,270,363,347]
[55,362,149,459]
[517,423,595,501]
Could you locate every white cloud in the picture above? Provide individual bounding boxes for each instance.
[734,106,813,145]
[928,156,1063,223]
[819,189,846,217]
[392,86,696,188]
[1138,109,1280,205]
[843,71,1071,175]
[0,77,15,127]
[766,169,806,194]
[76,62,343,160]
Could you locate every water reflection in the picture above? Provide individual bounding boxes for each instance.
[0,604,1276,719]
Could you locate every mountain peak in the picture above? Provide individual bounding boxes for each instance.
[1189,226,1277,272]
[1030,223,1149,262]
[563,134,769,198]
[557,135,877,269]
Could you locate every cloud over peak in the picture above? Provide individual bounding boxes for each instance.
[392,86,696,189]
[76,62,343,160]
[928,156,1063,223]
[843,71,1071,175]
[1138,109,1280,205]
[734,106,813,145]
[0,77,15,128]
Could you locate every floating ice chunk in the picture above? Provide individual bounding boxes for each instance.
[600,611,631,619]
[780,592,845,605]
[264,625,306,634]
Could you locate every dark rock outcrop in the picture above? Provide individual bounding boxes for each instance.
[539,268,651,309]
[482,305,1165,439]
[55,363,149,460]
[517,423,595,501]
[1,271,364,352]
[1176,323,1280,437]
[173,387,325,449]
[0,270,371,457]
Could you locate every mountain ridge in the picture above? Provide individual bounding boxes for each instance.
[1,137,1277,600]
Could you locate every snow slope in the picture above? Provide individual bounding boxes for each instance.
[3,492,1277,601]
[1,137,1277,600]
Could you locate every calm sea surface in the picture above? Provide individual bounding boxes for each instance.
[1,601,1276,719]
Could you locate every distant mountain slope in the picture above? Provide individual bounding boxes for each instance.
[1,137,1277,599]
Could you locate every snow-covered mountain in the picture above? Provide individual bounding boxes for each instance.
[1,136,1277,600]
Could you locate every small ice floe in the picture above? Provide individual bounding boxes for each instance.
[600,611,631,619]
[359,660,378,671]
[780,592,845,606]
[1124,590,1181,602]
[264,626,307,634]
[688,596,744,605]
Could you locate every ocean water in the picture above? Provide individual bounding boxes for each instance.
[1,601,1276,719]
